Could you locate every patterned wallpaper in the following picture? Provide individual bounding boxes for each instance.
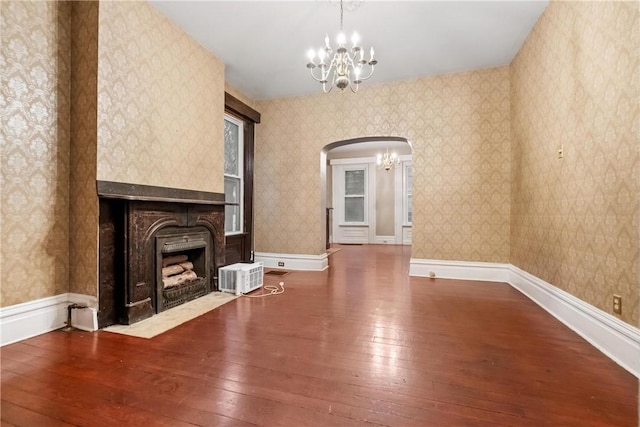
[511,1,639,326]
[1,1,71,306]
[255,67,511,260]
[69,1,99,297]
[1,1,228,306]
[96,1,225,193]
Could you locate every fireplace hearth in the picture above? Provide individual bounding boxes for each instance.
[98,181,225,328]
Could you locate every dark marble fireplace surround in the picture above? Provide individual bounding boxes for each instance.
[98,181,225,328]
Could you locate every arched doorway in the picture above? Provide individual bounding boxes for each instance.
[320,137,412,250]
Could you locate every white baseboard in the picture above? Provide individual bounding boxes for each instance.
[254,251,329,271]
[374,236,396,245]
[409,258,640,378]
[1,293,99,346]
[508,266,640,378]
[409,258,510,282]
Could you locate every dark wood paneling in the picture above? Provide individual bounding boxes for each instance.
[225,94,258,263]
[241,121,255,262]
[224,234,246,266]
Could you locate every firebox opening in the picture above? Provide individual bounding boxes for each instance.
[155,228,212,313]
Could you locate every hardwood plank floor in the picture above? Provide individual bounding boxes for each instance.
[1,244,637,426]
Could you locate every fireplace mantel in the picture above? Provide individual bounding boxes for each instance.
[97,180,226,205]
[97,181,225,327]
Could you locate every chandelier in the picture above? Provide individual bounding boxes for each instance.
[306,0,377,93]
[377,148,400,171]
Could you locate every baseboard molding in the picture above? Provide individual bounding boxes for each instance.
[374,236,396,245]
[508,266,640,378]
[409,258,640,378]
[254,252,329,271]
[1,293,99,346]
[409,258,510,282]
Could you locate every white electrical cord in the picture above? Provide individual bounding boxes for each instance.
[242,281,285,298]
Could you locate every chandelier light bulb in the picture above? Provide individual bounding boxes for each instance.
[351,32,360,47]
[307,49,315,62]
[377,149,400,171]
[305,0,377,93]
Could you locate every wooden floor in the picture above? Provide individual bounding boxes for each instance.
[1,245,638,426]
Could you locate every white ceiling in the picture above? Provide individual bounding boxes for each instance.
[150,1,548,101]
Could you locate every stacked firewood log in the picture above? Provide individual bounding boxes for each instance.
[162,254,198,288]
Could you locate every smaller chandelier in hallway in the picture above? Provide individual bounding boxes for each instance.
[306,0,377,93]
[377,149,399,171]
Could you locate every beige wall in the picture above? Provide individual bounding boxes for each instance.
[96,1,225,193]
[510,1,639,326]
[255,67,511,260]
[1,1,227,305]
[69,1,99,297]
[1,1,71,306]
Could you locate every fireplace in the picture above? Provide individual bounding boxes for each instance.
[98,181,225,327]
[156,228,211,311]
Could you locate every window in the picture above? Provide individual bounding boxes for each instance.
[403,163,412,224]
[224,114,244,234]
[344,168,366,223]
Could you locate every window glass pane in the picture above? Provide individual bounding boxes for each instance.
[407,194,412,223]
[345,197,365,222]
[345,170,365,195]
[224,176,241,204]
[225,205,241,233]
[406,166,412,195]
[224,119,239,175]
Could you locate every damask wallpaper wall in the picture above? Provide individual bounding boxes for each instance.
[255,67,511,261]
[96,1,225,193]
[510,1,639,325]
[1,1,71,306]
[1,1,227,306]
[69,1,99,298]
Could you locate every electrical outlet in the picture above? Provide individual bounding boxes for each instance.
[278,261,285,267]
[613,295,622,315]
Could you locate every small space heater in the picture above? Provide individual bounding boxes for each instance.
[218,262,264,295]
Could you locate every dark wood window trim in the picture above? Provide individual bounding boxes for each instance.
[225,93,261,124]
[224,93,260,264]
